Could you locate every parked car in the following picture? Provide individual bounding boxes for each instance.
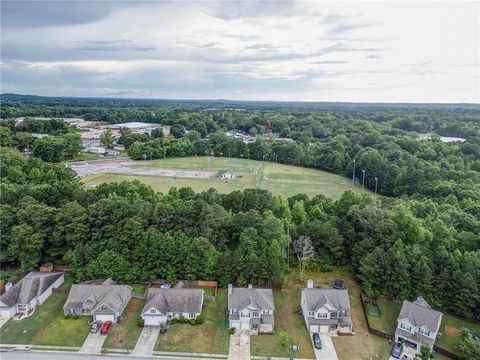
[90,320,102,333]
[312,332,322,349]
[391,342,403,358]
[100,321,112,335]
[333,279,345,289]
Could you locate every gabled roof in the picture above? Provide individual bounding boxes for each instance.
[228,287,274,311]
[0,272,63,308]
[302,288,350,311]
[142,288,204,315]
[64,283,131,314]
[397,297,443,332]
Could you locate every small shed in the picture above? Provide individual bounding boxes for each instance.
[218,169,237,180]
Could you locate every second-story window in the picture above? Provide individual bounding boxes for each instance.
[253,311,259,317]
[308,311,314,316]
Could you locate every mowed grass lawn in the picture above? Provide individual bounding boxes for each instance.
[83,157,362,199]
[250,289,315,359]
[104,298,145,349]
[155,290,230,354]
[436,313,480,355]
[1,293,90,347]
[366,300,402,336]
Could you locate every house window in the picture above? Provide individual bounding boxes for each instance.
[189,313,195,319]
[101,305,107,311]
[308,311,314,316]
[241,312,250,318]
[317,313,327,318]
[400,323,412,332]
[331,312,337,318]
[419,328,430,336]
[253,311,259,317]
[339,310,347,316]
[263,310,269,315]
[150,309,156,314]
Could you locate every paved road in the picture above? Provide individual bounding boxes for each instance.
[228,330,250,360]
[309,333,338,360]
[69,160,212,179]
[131,326,160,357]
[79,332,107,354]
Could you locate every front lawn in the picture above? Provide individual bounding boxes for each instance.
[104,298,145,349]
[154,289,230,354]
[435,313,480,355]
[366,300,402,336]
[0,293,90,347]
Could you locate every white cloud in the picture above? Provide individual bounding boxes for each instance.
[1,0,478,102]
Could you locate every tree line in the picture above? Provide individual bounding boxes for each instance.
[0,147,478,321]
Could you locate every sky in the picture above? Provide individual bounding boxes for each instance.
[1,0,479,103]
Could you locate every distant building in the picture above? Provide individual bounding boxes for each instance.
[102,122,160,135]
[218,169,237,180]
[88,146,108,155]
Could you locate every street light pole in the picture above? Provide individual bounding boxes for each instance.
[362,169,366,192]
[374,177,378,196]
[352,159,356,186]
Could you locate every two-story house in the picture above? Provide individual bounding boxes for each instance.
[227,284,274,334]
[63,279,132,323]
[140,288,204,326]
[300,279,353,334]
[395,297,443,352]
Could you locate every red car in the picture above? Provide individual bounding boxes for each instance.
[100,321,112,335]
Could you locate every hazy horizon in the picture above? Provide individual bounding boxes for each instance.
[1,1,479,103]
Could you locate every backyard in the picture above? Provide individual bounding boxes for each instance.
[0,293,90,347]
[154,290,230,354]
[104,298,145,349]
[366,299,402,336]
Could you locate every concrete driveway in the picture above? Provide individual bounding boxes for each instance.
[309,333,338,360]
[131,326,160,357]
[228,329,250,360]
[79,332,106,354]
[388,344,416,360]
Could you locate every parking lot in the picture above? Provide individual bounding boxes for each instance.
[68,159,212,179]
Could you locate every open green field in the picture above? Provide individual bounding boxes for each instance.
[83,157,363,199]
[0,293,90,346]
[155,290,230,354]
[104,298,145,349]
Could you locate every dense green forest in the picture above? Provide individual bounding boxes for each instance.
[0,95,479,322]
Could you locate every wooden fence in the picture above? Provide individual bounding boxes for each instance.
[359,293,460,360]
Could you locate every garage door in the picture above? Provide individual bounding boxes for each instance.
[95,314,115,322]
[144,316,163,326]
[240,322,250,330]
[319,325,330,333]
[0,308,12,318]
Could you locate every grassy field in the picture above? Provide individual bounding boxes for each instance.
[155,290,230,354]
[366,300,402,336]
[0,293,90,346]
[83,157,363,199]
[104,298,145,349]
[436,313,480,355]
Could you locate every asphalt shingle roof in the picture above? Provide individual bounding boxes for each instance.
[142,288,204,315]
[397,297,443,332]
[228,287,274,311]
[63,283,131,313]
[0,272,63,308]
[302,288,351,311]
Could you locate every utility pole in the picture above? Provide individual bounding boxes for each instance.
[374,177,378,196]
[362,169,366,192]
[142,153,146,170]
[352,159,356,185]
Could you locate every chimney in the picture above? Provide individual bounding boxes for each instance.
[307,279,314,289]
[228,284,233,296]
[248,284,253,289]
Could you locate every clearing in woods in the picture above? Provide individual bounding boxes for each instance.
[81,156,366,199]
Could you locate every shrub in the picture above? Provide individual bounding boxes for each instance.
[64,314,71,319]
[170,317,178,324]
[195,315,204,325]
[189,319,197,326]
[279,331,289,346]
[136,318,145,327]
[179,316,188,323]
[229,327,236,335]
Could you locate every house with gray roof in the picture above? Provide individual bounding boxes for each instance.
[63,279,132,323]
[0,271,64,319]
[218,169,237,180]
[300,279,353,334]
[227,284,274,334]
[395,297,443,352]
[141,288,204,326]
